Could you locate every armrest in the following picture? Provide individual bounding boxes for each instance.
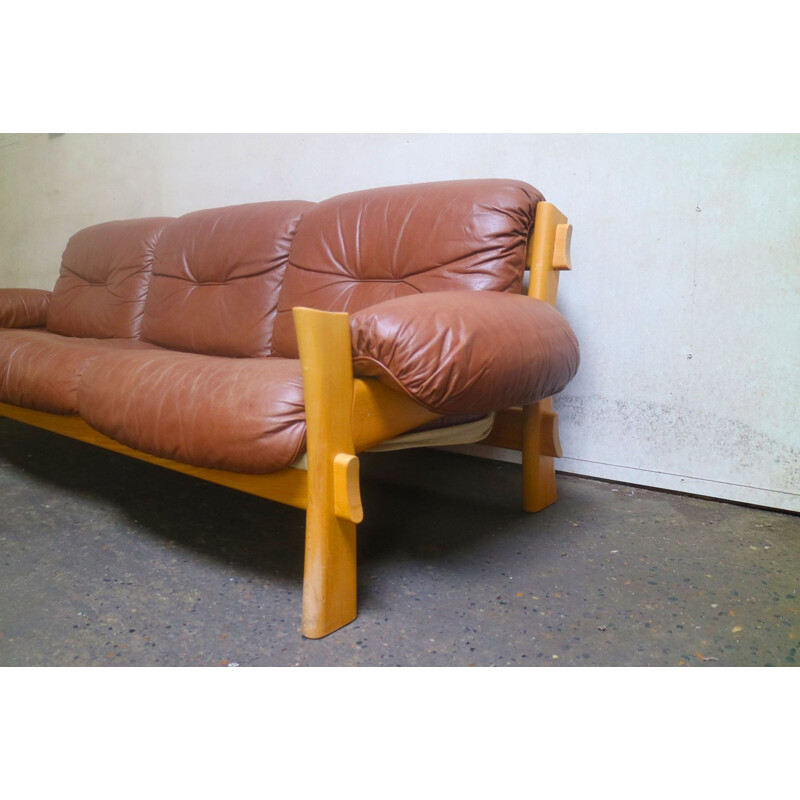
[0,288,52,328]
[350,291,579,415]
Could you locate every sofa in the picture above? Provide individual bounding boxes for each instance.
[0,179,579,638]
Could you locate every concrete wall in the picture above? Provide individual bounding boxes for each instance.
[1,133,797,511]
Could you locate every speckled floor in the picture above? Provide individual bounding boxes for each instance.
[1,418,797,667]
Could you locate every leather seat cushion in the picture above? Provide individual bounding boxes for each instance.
[77,351,307,473]
[0,329,163,414]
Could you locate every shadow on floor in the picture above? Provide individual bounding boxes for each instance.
[1,418,798,667]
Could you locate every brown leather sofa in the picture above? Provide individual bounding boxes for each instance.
[0,179,579,638]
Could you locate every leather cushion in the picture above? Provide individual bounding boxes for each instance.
[46,217,173,339]
[0,329,163,414]
[272,179,544,357]
[77,350,307,473]
[141,201,313,357]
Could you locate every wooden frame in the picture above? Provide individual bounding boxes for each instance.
[0,202,571,638]
[483,202,572,511]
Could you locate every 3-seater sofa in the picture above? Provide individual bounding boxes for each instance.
[0,179,579,638]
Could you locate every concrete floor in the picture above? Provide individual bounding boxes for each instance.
[1,417,797,667]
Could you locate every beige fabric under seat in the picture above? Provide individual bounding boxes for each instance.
[290,413,495,470]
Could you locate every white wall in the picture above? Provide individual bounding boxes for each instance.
[1,133,798,511]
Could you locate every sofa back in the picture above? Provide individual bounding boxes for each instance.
[46,217,173,339]
[140,201,313,357]
[271,179,544,357]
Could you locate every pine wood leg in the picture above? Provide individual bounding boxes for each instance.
[522,398,560,512]
[302,501,358,639]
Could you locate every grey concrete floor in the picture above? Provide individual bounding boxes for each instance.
[1,417,798,667]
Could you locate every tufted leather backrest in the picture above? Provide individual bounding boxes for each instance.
[271,179,544,357]
[46,217,174,339]
[140,200,313,357]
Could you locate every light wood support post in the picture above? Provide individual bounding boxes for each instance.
[522,398,559,511]
[521,202,572,511]
[293,307,362,639]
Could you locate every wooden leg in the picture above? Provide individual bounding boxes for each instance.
[302,503,357,639]
[294,307,363,639]
[522,397,561,512]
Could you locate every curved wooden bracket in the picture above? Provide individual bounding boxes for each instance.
[522,399,559,512]
[540,409,563,458]
[553,223,572,271]
[333,453,364,523]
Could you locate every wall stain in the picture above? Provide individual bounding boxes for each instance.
[555,393,800,495]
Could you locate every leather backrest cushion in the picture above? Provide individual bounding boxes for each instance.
[140,201,313,357]
[272,179,544,357]
[46,217,174,339]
